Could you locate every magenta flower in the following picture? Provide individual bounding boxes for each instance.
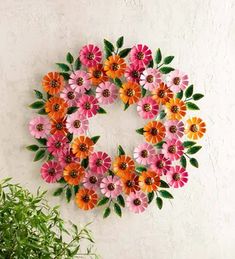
[60,84,80,106]
[137,96,159,119]
[165,120,184,139]
[166,165,188,188]
[57,149,79,169]
[162,139,184,161]
[96,82,118,105]
[41,161,63,183]
[79,44,102,67]
[76,95,99,118]
[140,68,161,91]
[133,143,156,165]
[83,171,101,190]
[66,111,89,135]
[149,154,172,176]
[167,69,189,93]
[89,151,111,174]
[124,63,144,83]
[47,133,69,156]
[29,116,51,139]
[69,70,91,94]
[130,44,152,67]
[100,175,122,199]
[126,191,148,213]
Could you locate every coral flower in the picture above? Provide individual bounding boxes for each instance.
[72,136,94,159]
[50,117,67,135]
[166,165,188,188]
[76,95,99,118]
[57,149,79,169]
[130,44,152,67]
[125,63,144,83]
[60,84,80,106]
[113,155,135,177]
[100,175,122,198]
[139,170,160,192]
[69,70,91,94]
[89,151,111,174]
[185,117,206,140]
[41,161,63,183]
[149,154,172,176]
[104,55,126,78]
[143,121,166,144]
[45,97,68,120]
[151,82,173,105]
[88,64,108,85]
[167,70,189,93]
[121,172,140,195]
[126,191,148,213]
[29,116,51,139]
[42,72,64,95]
[75,188,98,210]
[165,120,184,139]
[137,96,159,119]
[79,44,102,68]
[140,68,162,91]
[96,82,118,105]
[47,133,69,156]
[83,171,101,190]
[133,143,156,165]
[66,111,89,135]
[166,98,187,120]
[162,138,184,161]
[119,81,141,104]
[63,162,85,185]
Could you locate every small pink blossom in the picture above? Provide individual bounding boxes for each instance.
[149,154,172,176]
[41,161,63,183]
[137,96,159,119]
[29,116,51,139]
[66,111,89,135]
[140,68,162,91]
[60,84,80,106]
[130,44,152,67]
[100,175,122,199]
[124,63,144,83]
[167,69,189,93]
[76,95,99,118]
[79,44,102,67]
[162,139,184,161]
[133,143,156,165]
[165,120,184,139]
[96,82,118,105]
[89,151,111,174]
[69,70,91,94]
[57,149,79,169]
[47,133,69,156]
[83,171,101,190]
[126,191,148,213]
[166,165,188,188]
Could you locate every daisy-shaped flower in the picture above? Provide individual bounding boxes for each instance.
[137,96,159,119]
[165,120,184,139]
[75,188,98,210]
[57,149,79,169]
[130,44,152,67]
[139,170,161,193]
[124,63,144,83]
[69,70,91,94]
[42,72,64,95]
[151,82,173,105]
[185,117,206,140]
[113,155,135,177]
[166,165,188,188]
[96,82,118,105]
[45,97,68,120]
[121,172,140,195]
[104,55,126,79]
[47,133,69,156]
[50,117,67,135]
[79,44,102,67]
[63,162,85,185]
[60,84,80,106]
[66,111,89,135]
[149,154,171,176]
[133,143,156,165]
[83,171,101,190]
[166,98,187,121]
[140,68,161,91]
[126,191,148,213]
[41,161,63,183]
[76,95,99,118]
[72,136,94,159]
[119,81,141,104]
[144,121,166,144]
[89,151,111,174]
[162,138,184,161]
[88,64,108,86]
[100,175,122,199]
[167,70,189,93]
[29,116,51,139]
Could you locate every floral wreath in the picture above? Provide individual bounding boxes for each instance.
[27,36,206,218]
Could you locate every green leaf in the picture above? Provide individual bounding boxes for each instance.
[97,197,109,206]
[73,185,79,194]
[114,78,122,88]
[60,72,70,80]
[193,93,204,100]
[148,192,154,204]
[183,141,196,148]
[47,153,54,161]
[136,128,144,135]
[116,36,124,48]
[141,86,147,97]
[136,166,147,173]
[53,187,63,196]
[37,108,47,115]
[155,48,162,64]
[114,203,122,217]
[180,155,187,168]
[160,180,169,188]
[66,52,74,64]
[105,47,112,59]
[66,187,72,203]
[117,195,125,207]
[97,107,107,114]
[190,158,199,168]
[29,101,45,109]
[67,106,78,114]
[154,141,165,149]
[34,149,46,162]
[124,102,129,111]
[85,89,93,95]
[58,177,66,183]
[159,110,166,119]
[187,146,202,155]
[34,89,43,99]
[159,67,174,74]
[67,133,73,143]
[74,58,81,70]
[156,197,163,209]
[104,39,114,52]
[119,48,131,58]
[186,102,200,110]
[185,85,194,98]
[26,145,39,152]
[81,158,89,168]
[176,90,183,100]
[103,207,111,218]
[159,190,174,199]
[163,56,174,65]
[147,59,154,68]
[91,136,100,144]
[36,138,47,146]
[56,63,70,72]
[118,145,125,156]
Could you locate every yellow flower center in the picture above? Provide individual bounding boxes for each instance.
[169,125,177,133]
[73,120,81,129]
[76,77,84,86]
[143,103,152,112]
[36,123,44,131]
[173,77,180,85]
[173,173,181,181]
[102,89,110,97]
[141,149,148,158]
[111,63,120,71]
[171,105,179,113]
[146,75,154,83]
[190,124,198,132]
[168,145,176,154]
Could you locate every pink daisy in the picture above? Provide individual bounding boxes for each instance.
[124,63,144,83]
[162,139,184,161]
[68,70,91,94]
[29,116,51,139]
[83,171,101,190]
[167,69,189,93]
[149,154,172,176]
[96,82,118,105]
[57,148,79,169]
[130,44,152,67]
[166,165,188,188]
[41,161,63,183]
[66,111,89,135]
[133,143,156,165]
[140,68,162,91]
[137,96,159,119]
[165,120,184,139]
[79,44,102,67]
[89,151,111,174]
[126,191,148,213]
[47,133,69,156]
[76,95,99,118]
[100,175,122,199]
[60,84,80,106]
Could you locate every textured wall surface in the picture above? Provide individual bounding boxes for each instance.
[0,0,235,258]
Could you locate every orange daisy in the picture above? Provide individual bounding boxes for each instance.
[185,117,206,140]
[88,64,108,85]
[50,117,67,135]
[119,81,141,104]
[151,82,173,105]
[72,136,94,159]
[121,172,140,195]
[113,155,135,177]
[139,170,160,192]
[45,97,68,120]
[63,162,85,185]
[165,98,187,120]
[75,188,98,210]
[144,121,166,144]
[42,72,64,95]
[104,55,126,78]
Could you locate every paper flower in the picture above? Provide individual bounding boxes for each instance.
[149,154,172,176]
[66,112,89,135]
[165,98,186,120]
[125,63,144,83]
[72,136,94,159]
[119,81,141,104]
[79,44,102,67]
[41,161,63,183]
[165,120,184,139]
[45,97,68,120]
[69,70,91,94]
[137,96,159,119]
[185,117,206,140]
[130,44,152,67]
[120,172,140,195]
[50,117,67,135]
[96,82,118,105]
[88,64,108,85]
[143,121,166,144]
[133,143,156,165]
[60,84,80,106]
[42,72,64,95]
[166,165,188,188]
[140,68,161,91]
[162,138,184,161]
[57,149,79,169]
[139,170,161,192]
[76,95,99,118]
[89,151,111,174]
[75,188,98,210]
[126,191,148,213]
[47,133,69,156]
[167,70,189,93]
[29,116,51,139]
[63,162,85,185]
[100,175,122,199]
[83,171,101,190]
[113,155,135,177]
[104,55,126,78]
[151,82,174,105]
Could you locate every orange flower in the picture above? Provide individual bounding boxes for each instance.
[119,81,141,104]
[50,117,67,135]
[113,155,135,177]
[64,162,85,185]
[166,98,186,120]
[139,170,160,192]
[45,97,68,120]
[185,117,206,140]
[144,121,166,144]
[42,72,64,95]
[88,64,108,85]
[75,188,98,210]
[72,136,94,159]
[104,55,126,78]
[121,172,140,194]
[151,83,173,105]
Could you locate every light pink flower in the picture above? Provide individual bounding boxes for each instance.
[60,84,80,106]
[140,68,161,91]
[130,44,152,67]
[165,120,184,139]
[83,171,101,190]
[149,154,172,176]
[79,44,102,67]
[47,133,69,156]
[166,165,188,188]
[76,95,99,118]
[126,191,148,213]
[69,70,91,94]
[162,138,184,161]
[137,96,159,119]
[57,149,79,169]
[100,175,122,198]
[29,116,51,139]
[96,82,118,105]
[41,161,63,183]
[133,143,156,165]
[66,111,89,135]
[124,63,144,83]
[167,69,189,93]
[89,151,111,174]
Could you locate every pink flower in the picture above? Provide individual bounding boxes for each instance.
[133,143,156,165]
[41,161,63,183]
[47,133,69,156]
[60,84,80,106]
[130,44,152,67]
[167,69,189,93]
[137,96,159,119]
[162,139,184,161]
[140,68,161,91]
[76,95,99,118]
[83,171,101,190]
[69,70,91,94]
[89,151,111,174]
[79,44,102,67]
[96,82,118,105]
[66,111,89,135]
[100,175,122,198]
[29,116,51,139]
[57,149,79,169]
[149,154,172,176]
[165,120,184,139]
[125,63,144,83]
[166,165,188,188]
[126,191,148,213]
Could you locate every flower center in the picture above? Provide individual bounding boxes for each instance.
[67,91,75,100]
[145,177,153,185]
[107,183,115,191]
[131,70,139,78]
[56,122,63,130]
[150,127,158,136]
[95,158,103,167]
[169,125,177,133]
[141,149,148,158]
[137,52,144,60]
[120,162,127,170]
[76,77,84,86]
[156,160,164,168]
[173,173,181,181]
[93,70,102,78]
[70,170,78,178]
[48,168,56,176]
[126,180,134,188]
[146,75,154,83]
[82,194,90,203]
[171,105,179,113]
[50,79,58,88]
[168,145,176,154]
[84,102,91,110]
[53,103,60,112]
[143,103,152,112]
[73,120,81,128]
[158,90,165,98]
[89,176,98,184]
[79,143,88,152]
[173,77,181,85]
[190,124,198,132]
[111,63,120,71]
[36,123,44,131]
[133,198,141,206]
[126,88,134,97]
[102,89,110,97]
[65,155,72,163]
[55,141,62,149]
[87,52,94,60]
